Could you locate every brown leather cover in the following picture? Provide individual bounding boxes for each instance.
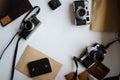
[65,72,80,80]
[0,0,32,26]
[91,0,120,32]
[87,63,110,80]
[78,71,89,80]
[0,0,8,17]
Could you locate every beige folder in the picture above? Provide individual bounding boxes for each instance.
[16,45,62,80]
[91,0,120,32]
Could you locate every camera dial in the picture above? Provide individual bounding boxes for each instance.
[76,7,86,19]
[24,21,34,31]
[84,0,89,5]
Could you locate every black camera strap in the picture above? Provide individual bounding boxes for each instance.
[105,32,120,49]
[0,6,40,80]
[0,33,18,60]
[105,39,120,49]
[22,6,40,23]
[73,57,79,80]
[10,6,40,80]
[0,6,40,60]
[10,36,21,80]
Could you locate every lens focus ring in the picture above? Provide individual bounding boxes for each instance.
[24,21,34,31]
[76,7,86,19]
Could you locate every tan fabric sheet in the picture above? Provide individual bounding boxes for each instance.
[91,0,120,32]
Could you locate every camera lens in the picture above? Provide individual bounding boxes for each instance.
[89,51,104,63]
[94,52,104,63]
[78,8,86,16]
[24,21,34,31]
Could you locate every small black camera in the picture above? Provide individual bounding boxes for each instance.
[18,15,40,39]
[48,0,61,10]
[73,0,90,25]
[78,43,106,68]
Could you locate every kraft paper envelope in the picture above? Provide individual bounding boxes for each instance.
[91,0,120,32]
[16,45,62,80]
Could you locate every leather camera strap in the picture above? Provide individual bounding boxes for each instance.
[105,39,120,49]
[10,36,21,80]
[73,57,79,80]
[0,6,40,80]
[10,6,40,80]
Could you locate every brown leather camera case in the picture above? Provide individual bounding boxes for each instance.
[0,0,32,26]
[87,63,110,80]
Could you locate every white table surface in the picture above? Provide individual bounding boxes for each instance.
[0,0,120,80]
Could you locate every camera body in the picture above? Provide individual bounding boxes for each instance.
[18,15,40,39]
[73,0,90,25]
[78,43,106,68]
[48,0,61,10]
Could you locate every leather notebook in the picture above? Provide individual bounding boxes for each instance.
[27,58,52,77]
[0,0,32,26]
[87,63,110,80]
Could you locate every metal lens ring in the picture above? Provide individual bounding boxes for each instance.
[24,21,34,31]
[93,52,104,63]
[88,50,104,63]
[76,7,86,19]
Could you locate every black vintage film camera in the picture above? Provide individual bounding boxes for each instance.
[78,43,106,68]
[73,0,90,25]
[18,6,41,40]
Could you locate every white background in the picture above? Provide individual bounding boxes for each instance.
[0,0,120,80]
